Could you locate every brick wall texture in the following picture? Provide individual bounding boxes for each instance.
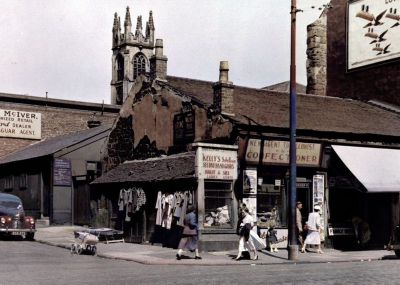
[0,101,118,158]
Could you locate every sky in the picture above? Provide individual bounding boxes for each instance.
[0,1,328,104]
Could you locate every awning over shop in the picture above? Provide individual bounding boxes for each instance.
[332,145,400,193]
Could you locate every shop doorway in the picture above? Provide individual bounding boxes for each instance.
[296,181,311,225]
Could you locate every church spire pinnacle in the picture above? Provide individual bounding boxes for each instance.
[124,6,132,27]
[124,6,132,41]
[145,11,155,45]
[136,15,143,32]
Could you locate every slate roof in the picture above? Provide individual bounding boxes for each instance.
[0,125,111,165]
[91,152,196,185]
[166,76,400,137]
[261,81,307,94]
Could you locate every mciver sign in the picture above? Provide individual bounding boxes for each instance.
[0,109,41,139]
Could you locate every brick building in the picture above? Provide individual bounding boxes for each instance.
[307,0,400,108]
[0,92,119,158]
[0,93,119,226]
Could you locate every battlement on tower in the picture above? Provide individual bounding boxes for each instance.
[112,6,155,49]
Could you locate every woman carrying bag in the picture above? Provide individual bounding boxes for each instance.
[176,206,202,260]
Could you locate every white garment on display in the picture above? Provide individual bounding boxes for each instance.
[155,191,162,226]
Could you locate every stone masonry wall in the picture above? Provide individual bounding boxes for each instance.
[306,11,327,96]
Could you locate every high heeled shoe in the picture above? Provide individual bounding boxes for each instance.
[252,254,259,260]
[300,248,305,253]
[317,250,324,254]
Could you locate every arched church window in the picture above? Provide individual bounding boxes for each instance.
[116,54,124,81]
[133,53,147,79]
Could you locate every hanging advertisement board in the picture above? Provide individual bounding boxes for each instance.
[347,0,400,71]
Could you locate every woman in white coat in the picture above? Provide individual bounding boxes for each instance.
[235,208,258,260]
[301,204,323,254]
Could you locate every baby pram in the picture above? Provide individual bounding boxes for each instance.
[71,231,99,255]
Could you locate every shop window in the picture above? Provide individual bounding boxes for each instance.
[257,181,287,228]
[204,181,232,228]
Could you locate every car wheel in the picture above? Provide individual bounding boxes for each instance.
[71,244,76,254]
[25,232,35,241]
[77,244,83,255]
[395,250,400,258]
[91,245,97,255]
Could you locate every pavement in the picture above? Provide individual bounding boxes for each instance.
[34,225,397,266]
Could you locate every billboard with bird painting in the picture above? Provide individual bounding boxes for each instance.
[347,0,400,71]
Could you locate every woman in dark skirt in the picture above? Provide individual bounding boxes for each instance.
[176,206,202,260]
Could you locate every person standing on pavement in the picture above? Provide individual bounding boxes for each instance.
[235,207,258,261]
[301,204,323,254]
[176,205,202,260]
[296,201,304,248]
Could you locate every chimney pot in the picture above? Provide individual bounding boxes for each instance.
[219,61,229,83]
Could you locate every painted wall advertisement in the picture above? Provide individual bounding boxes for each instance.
[245,139,321,167]
[196,147,238,180]
[0,109,41,139]
[348,0,400,70]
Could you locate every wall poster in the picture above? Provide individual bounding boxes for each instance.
[243,168,257,195]
[313,174,325,242]
[347,0,400,71]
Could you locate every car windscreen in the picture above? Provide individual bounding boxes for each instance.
[0,200,24,216]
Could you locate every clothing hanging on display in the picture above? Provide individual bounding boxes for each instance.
[154,190,193,228]
[118,187,147,222]
[155,191,163,225]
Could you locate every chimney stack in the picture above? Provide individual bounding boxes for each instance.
[150,39,168,81]
[213,61,234,115]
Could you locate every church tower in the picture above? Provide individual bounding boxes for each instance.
[111,7,155,105]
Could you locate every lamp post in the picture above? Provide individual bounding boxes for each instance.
[288,0,298,260]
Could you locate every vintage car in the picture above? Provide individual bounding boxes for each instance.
[0,193,36,240]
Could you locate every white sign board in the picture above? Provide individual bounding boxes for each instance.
[245,139,321,167]
[348,0,400,70]
[0,109,41,139]
[196,147,238,180]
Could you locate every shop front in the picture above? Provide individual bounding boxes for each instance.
[243,138,325,248]
[326,145,400,249]
[91,143,239,251]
